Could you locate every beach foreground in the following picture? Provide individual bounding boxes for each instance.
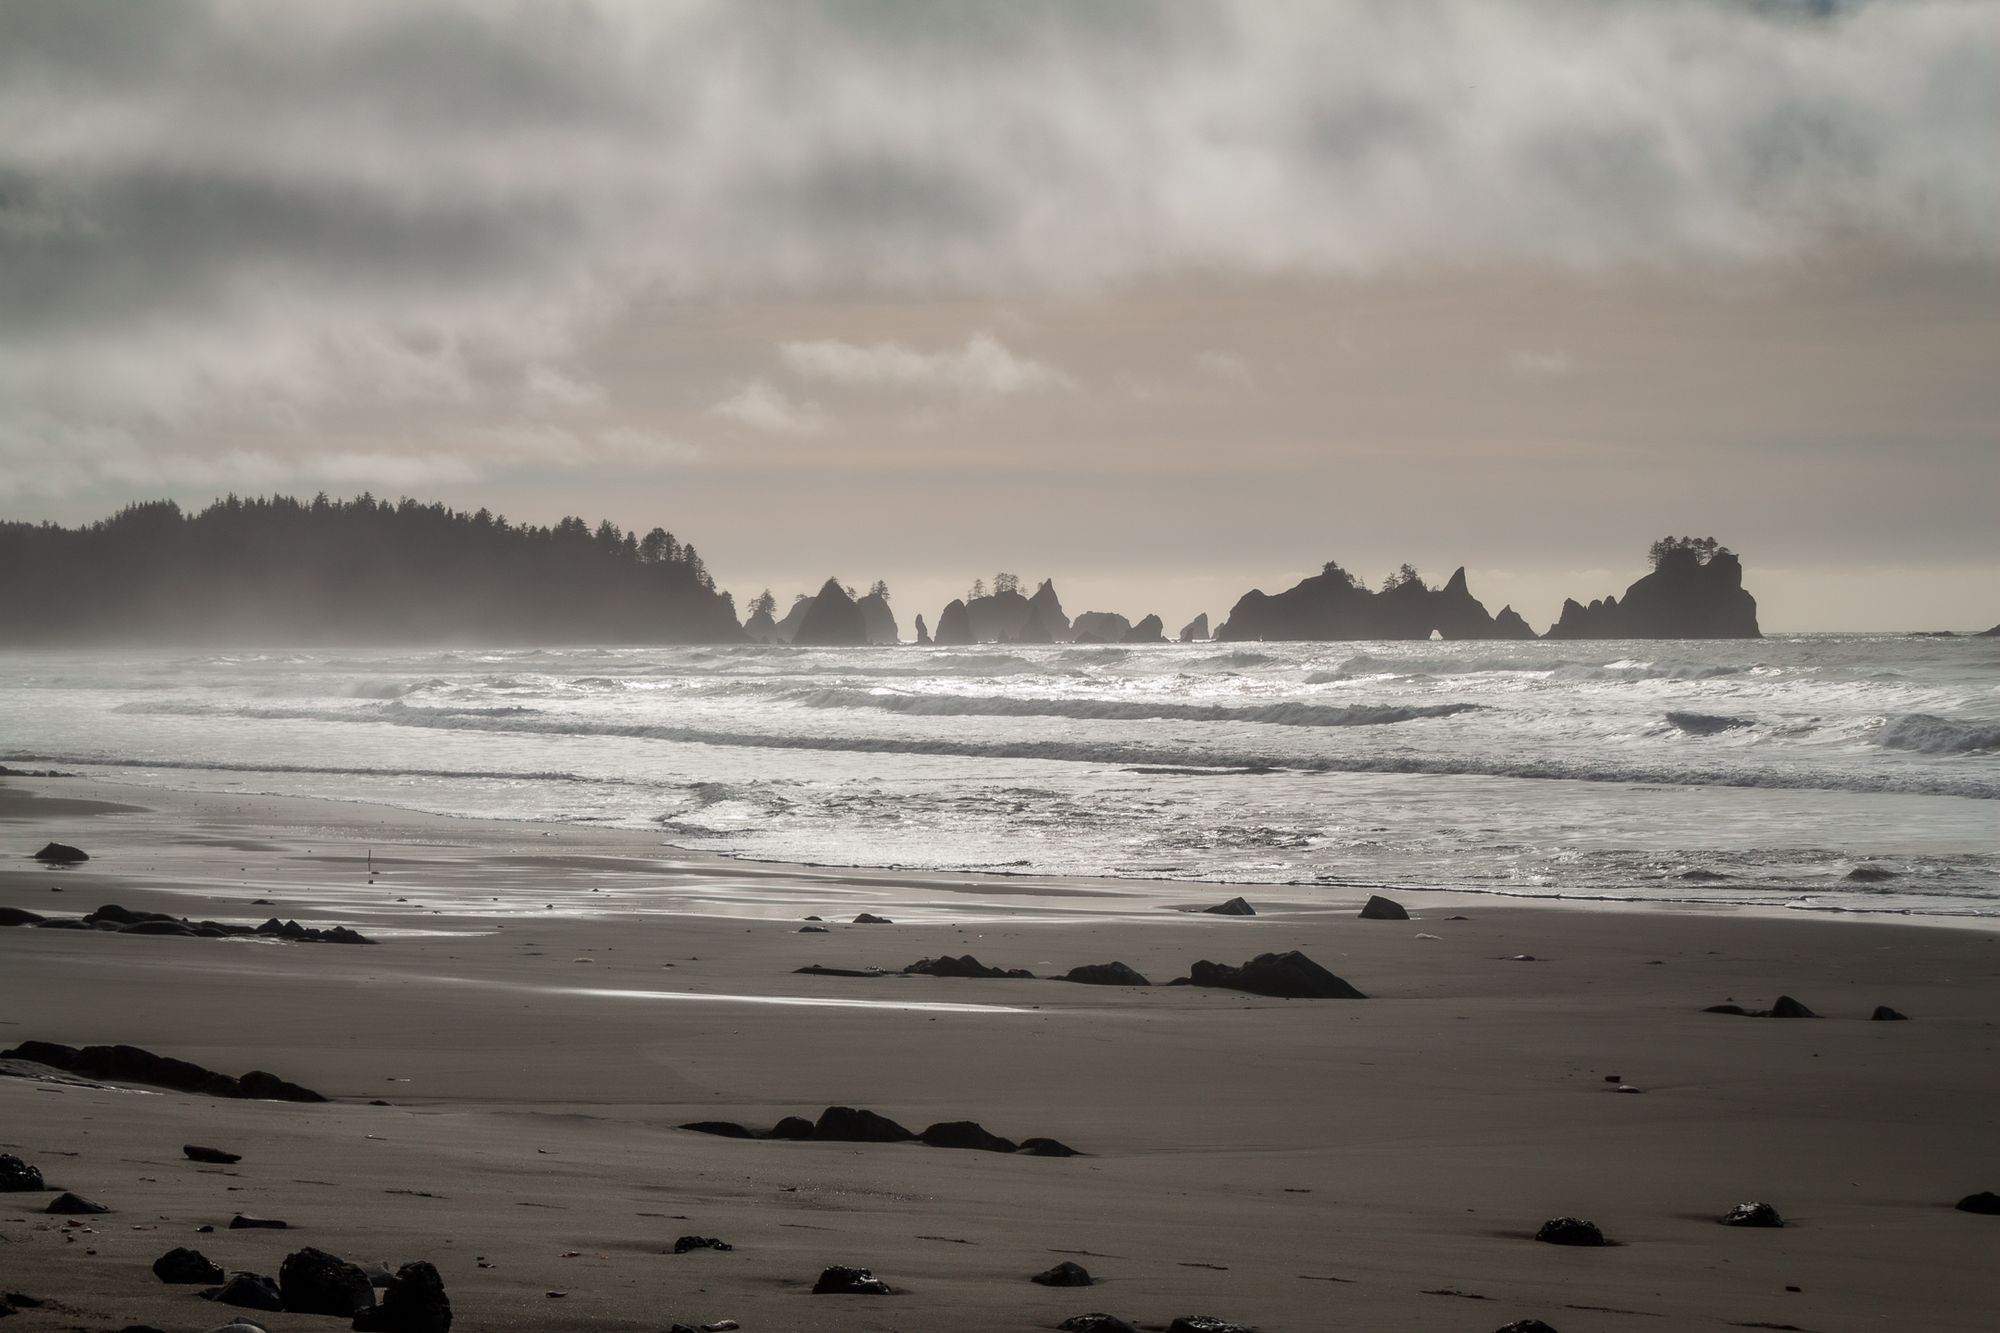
[2,776,1996,1332]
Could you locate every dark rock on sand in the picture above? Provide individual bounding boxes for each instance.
[1058,1317,1138,1333]
[1703,996,1818,1019]
[280,1247,377,1317]
[1018,1137,1080,1157]
[33,842,88,864]
[351,1260,452,1332]
[811,1264,891,1295]
[1494,1323,1560,1333]
[204,1273,284,1311]
[0,1040,326,1101]
[680,1121,759,1139]
[1955,1191,2000,1214]
[1358,894,1409,920]
[1201,896,1256,916]
[1168,1318,1251,1333]
[1061,961,1151,986]
[229,1214,289,1229]
[903,954,1034,979]
[154,1247,227,1284]
[852,913,893,925]
[0,1154,43,1191]
[770,1116,817,1140]
[672,1235,733,1253]
[919,1121,1018,1153]
[797,925,829,933]
[793,964,889,978]
[185,1144,242,1164]
[1534,1217,1607,1246]
[1186,951,1366,1000]
[813,1106,915,1142]
[1719,1201,1785,1228]
[1871,1005,1910,1021]
[0,907,46,927]
[1032,1261,1093,1287]
[47,1191,108,1214]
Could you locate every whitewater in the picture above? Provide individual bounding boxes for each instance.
[3,634,1996,917]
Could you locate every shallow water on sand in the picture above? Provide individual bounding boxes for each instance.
[3,635,1996,917]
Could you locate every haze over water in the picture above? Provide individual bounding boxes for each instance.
[5,634,1995,918]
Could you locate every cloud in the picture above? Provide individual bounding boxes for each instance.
[1,0,1995,492]
[780,334,1072,399]
[709,380,827,435]
[1195,349,1255,386]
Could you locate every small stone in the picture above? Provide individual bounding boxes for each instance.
[1032,1261,1093,1287]
[1534,1217,1607,1246]
[1615,1085,1643,1094]
[47,1191,109,1214]
[1955,1191,2000,1215]
[154,1247,226,1284]
[811,1264,890,1295]
[185,1144,242,1165]
[1720,1201,1785,1228]
[673,1236,733,1253]
[229,1213,288,1229]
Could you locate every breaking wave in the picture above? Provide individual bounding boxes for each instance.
[789,689,1483,728]
[1876,713,2000,755]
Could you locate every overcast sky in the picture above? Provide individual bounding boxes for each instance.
[3,0,1996,631]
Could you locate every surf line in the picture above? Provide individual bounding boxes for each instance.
[426,973,1034,1014]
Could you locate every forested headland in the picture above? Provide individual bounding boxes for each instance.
[0,494,744,645]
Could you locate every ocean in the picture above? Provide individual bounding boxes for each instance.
[3,635,1996,918]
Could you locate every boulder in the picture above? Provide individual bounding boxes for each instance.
[1201,897,1256,916]
[793,579,868,647]
[0,907,46,926]
[1719,1201,1785,1228]
[1060,962,1151,987]
[32,842,88,863]
[0,1040,325,1101]
[918,1121,1018,1153]
[154,1247,227,1284]
[1871,1006,1910,1021]
[903,954,1033,979]
[352,1260,451,1332]
[1358,894,1408,920]
[852,912,893,925]
[0,1153,43,1192]
[1018,1137,1080,1157]
[1186,950,1366,1000]
[811,1265,890,1295]
[797,925,829,934]
[1955,1191,2000,1214]
[1533,1217,1607,1247]
[1770,995,1817,1018]
[1059,1317,1138,1333]
[204,1273,284,1311]
[1844,863,1899,882]
[672,1235,733,1253]
[186,1144,243,1165]
[1032,1261,1093,1287]
[47,1191,108,1214]
[770,1116,817,1140]
[812,1106,915,1142]
[238,1070,329,1101]
[229,1214,289,1229]
[280,1247,377,1317]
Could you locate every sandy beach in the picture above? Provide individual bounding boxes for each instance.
[3,773,1997,1332]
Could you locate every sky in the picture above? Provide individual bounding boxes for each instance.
[2,0,1996,633]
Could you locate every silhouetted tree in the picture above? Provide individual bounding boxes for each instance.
[969,578,987,600]
[993,572,1020,596]
[1381,563,1423,592]
[1320,559,1363,590]
[1647,535,1726,568]
[868,580,890,601]
[748,590,778,618]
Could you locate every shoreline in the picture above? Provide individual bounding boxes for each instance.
[8,768,1997,933]
[4,773,1999,1331]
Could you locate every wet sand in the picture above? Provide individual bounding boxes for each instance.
[2,775,1997,1331]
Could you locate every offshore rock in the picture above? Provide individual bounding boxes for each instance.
[793,579,868,647]
[934,599,974,645]
[1123,614,1167,643]
[1178,613,1210,642]
[1544,544,1760,639]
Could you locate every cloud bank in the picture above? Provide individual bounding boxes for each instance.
[2,0,1995,494]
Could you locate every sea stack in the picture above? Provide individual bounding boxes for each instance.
[793,579,868,646]
[1545,540,1760,639]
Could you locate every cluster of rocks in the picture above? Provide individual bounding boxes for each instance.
[0,1040,326,1102]
[175,1245,449,1331]
[1059,1316,1253,1333]
[0,901,371,944]
[800,949,1365,999]
[1703,996,1909,1021]
[681,1105,1077,1156]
